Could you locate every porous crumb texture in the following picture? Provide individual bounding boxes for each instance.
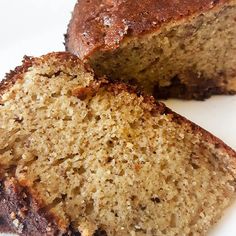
[67,0,236,100]
[0,53,236,236]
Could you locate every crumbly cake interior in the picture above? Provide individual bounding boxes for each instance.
[88,2,236,99]
[0,58,236,236]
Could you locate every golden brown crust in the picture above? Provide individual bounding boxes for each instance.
[32,51,91,70]
[66,0,230,58]
[0,52,92,100]
[0,56,34,98]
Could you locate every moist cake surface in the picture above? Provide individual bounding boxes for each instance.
[66,0,236,99]
[0,52,236,236]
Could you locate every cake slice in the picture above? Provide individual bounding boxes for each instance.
[66,0,236,100]
[0,52,236,236]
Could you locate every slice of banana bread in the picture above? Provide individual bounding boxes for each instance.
[66,0,236,100]
[0,52,236,236]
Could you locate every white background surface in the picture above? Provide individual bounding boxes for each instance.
[0,1,235,235]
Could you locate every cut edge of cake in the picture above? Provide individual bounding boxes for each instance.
[0,52,236,236]
[65,0,236,100]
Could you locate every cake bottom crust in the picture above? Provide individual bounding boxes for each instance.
[0,178,65,236]
[152,73,236,100]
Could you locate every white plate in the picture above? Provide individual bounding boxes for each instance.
[0,1,235,235]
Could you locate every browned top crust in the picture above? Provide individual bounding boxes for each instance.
[0,52,236,235]
[0,52,92,100]
[66,0,229,58]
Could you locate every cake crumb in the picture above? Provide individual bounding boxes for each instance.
[10,212,16,220]
[12,218,19,228]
